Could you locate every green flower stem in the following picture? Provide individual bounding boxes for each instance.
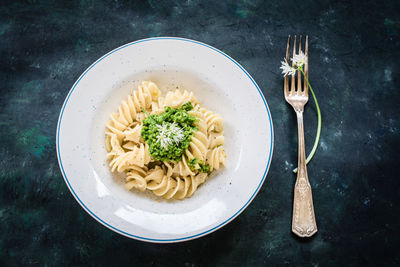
[292,68,322,173]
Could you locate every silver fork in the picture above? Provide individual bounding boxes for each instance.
[284,35,317,237]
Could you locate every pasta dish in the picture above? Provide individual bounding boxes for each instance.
[105,81,226,200]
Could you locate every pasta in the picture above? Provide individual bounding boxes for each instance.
[105,80,226,200]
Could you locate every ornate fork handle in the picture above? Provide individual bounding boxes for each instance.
[292,110,317,237]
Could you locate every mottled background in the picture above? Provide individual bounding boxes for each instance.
[1,0,399,266]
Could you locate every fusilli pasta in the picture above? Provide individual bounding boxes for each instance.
[105,81,226,200]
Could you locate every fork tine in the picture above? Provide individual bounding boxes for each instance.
[291,35,296,92]
[297,35,302,92]
[304,35,309,95]
[284,35,290,95]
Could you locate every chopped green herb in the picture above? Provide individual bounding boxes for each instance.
[188,158,199,169]
[141,102,198,162]
[199,162,210,173]
[188,157,210,173]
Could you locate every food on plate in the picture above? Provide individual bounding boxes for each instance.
[105,81,226,199]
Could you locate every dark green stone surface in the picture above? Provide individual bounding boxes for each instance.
[1,0,399,265]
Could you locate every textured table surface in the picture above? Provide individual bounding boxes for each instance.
[1,0,399,266]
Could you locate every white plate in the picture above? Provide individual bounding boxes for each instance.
[56,37,274,243]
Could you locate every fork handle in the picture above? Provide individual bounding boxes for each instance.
[292,110,317,237]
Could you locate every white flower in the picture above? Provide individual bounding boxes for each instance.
[169,122,185,144]
[292,51,306,67]
[280,59,296,76]
[156,122,185,149]
[156,123,173,149]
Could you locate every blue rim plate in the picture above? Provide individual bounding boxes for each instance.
[56,37,274,243]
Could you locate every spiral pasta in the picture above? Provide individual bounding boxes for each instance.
[188,109,208,136]
[199,107,224,133]
[187,131,208,161]
[206,146,226,172]
[173,155,196,177]
[145,166,208,200]
[125,165,148,191]
[130,80,161,111]
[109,142,150,172]
[105,81,226,200]
[208,132,224,149]
[165,89,198,108]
